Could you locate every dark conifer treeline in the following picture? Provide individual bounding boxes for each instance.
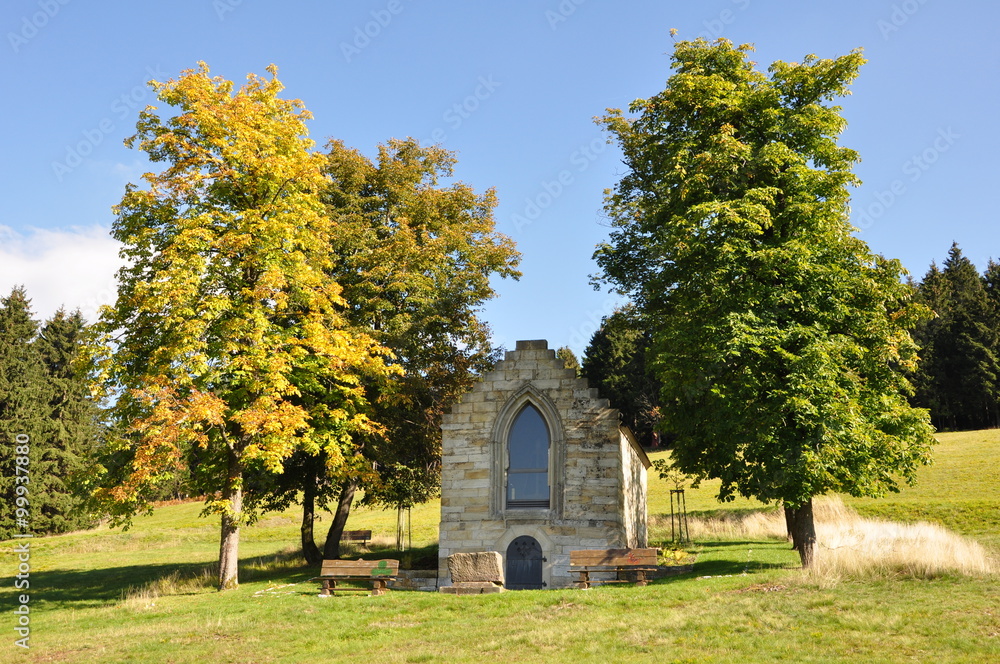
[0,286,99,538]
[580,306,663,447]
[910,243,1000,431]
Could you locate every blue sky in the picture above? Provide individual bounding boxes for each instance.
[2,0,998,357]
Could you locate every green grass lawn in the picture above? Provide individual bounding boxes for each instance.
[2,430,999,663]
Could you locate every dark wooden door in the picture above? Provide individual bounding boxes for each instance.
[506,536,544,589]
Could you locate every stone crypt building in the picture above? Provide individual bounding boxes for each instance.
[438,340,650,590]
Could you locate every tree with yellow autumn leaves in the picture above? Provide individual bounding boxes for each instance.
[88,63,399,589]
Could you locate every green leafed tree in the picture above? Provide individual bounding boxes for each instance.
[593,38,935,566]
[87,63,394,589]
[555,346,581,376]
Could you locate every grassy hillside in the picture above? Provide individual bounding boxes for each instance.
[2,430,998,663]
[845,429,1000,548]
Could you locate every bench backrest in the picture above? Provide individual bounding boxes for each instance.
[341,529,372,541]
[570,548,658,567]
[321,559,399,577]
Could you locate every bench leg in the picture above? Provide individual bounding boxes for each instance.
[577,571,591,590]
[371,579,387,596]
[635,570,648,587]
[320,580,335,596]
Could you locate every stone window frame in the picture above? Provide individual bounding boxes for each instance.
[490,384,565,519]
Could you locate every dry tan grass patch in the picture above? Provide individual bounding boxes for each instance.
[658,507,788,541]
[809,497,997,585]
[674,496,997,584]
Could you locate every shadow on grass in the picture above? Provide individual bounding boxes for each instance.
[690,540,800,577]
[35,548,315,609]
[35,544,444,608]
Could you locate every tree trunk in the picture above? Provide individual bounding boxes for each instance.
[300,476,322,565]
[786,498,817,568]
[218,446,243,590]
[783,504,795,543]
[323,481,357,560]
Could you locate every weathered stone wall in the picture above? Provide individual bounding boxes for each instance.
[620,427,649,549]
[389,570,439,592]
[438,339,650,589]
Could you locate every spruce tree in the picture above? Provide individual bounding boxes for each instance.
[913,245,999,430]
[911,264,948,423]
[0,287,50,539]
[34,309,100,533]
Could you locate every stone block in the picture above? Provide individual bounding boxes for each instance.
[447,551,505,585]
[460,390,485,403]
[439,582,504,595]
[469,412,492,424]
[508,369,538,382]
[529,378,561,390]
[455,478,490,490]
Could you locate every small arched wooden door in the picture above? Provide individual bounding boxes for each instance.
[506,536,544,589]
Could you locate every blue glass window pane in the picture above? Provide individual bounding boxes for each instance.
[507,472,548,502]
[508,405,549,470]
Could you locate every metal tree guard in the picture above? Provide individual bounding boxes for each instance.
[670,488,690,544]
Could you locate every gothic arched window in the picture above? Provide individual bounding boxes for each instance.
[506,404,550,508]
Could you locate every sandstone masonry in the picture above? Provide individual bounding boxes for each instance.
[438,339,650,589]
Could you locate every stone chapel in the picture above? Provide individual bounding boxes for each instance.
[438,340,650,590]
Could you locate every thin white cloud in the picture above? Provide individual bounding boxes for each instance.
[0,225,123,324]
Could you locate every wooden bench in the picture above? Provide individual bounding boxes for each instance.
[569,548,659,589]
[317,559,399,596]
[341,529,372,546]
